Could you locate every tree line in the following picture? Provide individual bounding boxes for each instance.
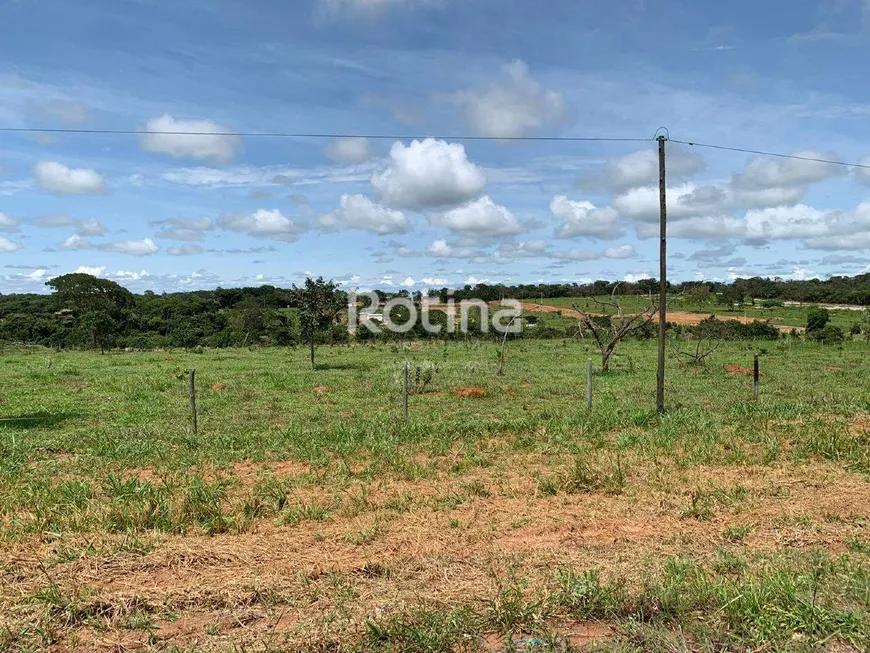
[0,272,868,352]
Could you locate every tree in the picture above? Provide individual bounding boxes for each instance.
[296,277,343,369]
[806,307,830,333]
[573,286,659,371]
[716,286,743,311]
[45,273,133,352]
[686,285,711,312]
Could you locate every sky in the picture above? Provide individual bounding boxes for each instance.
[1,0,870,294]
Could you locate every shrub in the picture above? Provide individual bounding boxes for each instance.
[758,299,784,308]
[806,307,830,333]
[810,324,845,345]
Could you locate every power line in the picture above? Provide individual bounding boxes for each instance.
[670,138,870,171]
[0,126,652,143]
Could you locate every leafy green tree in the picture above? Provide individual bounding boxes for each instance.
[295,277,343,369]
[45,273,133,352]
[806,307,831,333]
[716,286,743,311]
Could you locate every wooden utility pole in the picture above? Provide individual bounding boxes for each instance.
[656,136,668,414]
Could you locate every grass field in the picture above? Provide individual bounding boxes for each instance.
[538,296,866,330]
[1,339,869,651]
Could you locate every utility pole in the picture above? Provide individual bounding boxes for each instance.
[656,135,668,414]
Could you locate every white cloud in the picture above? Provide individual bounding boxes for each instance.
[623,273,651,283]
[0,212,19,233]
[113,269,149,281]
[421,277,448,286]
[427,239,453,257]
[325,137,371,164]
[320,194,410,234]
[400,276,415,287]
[75,266,106,276]
[152,217,213,241]
[62,236,159,256]
[78,219,107,237]
[372,139,486,209]
[0,236,22,253]
[594,147,706,193]
[448,60,568,138]
[431,196,524,236]
[167,244,204,256]
[603,244,636,259]
[731,151,844,190]
[34,161,105,195]
[104,238,159,256]
[139,114,241,163]
[550,195,622,239]
[217,209,306,242]
[32,214,106,236]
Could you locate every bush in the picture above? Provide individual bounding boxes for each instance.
[806,307,830,333]
[758,299,784,308]
[810,325,845,345]
[688,316,779,341]
[849,322,861,336]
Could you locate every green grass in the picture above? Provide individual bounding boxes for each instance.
[0,338,869,650]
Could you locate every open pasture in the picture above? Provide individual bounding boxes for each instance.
[0,339,869,651]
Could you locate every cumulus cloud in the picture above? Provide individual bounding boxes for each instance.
[167,244,204,256]
[430,196,525,236]
[325,137,371,164]
[585,146,706,193]
[75,266,106,276]
[550,195,622,239]
[319,194,410,234]
[0,212,20,233]
[730,151,844,190]
[217,209,306,242]
[139,114,241,163]
[448,60,568,138]
[372,139,486,209]
[0,236,22,253]
[62,236,159,256]
[603,244,636,259]
[151,217,213,241]
[34,161,105,195]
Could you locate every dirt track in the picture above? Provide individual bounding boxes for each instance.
[515,302,801,332]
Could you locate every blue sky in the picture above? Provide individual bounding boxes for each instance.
[1,0,870,293]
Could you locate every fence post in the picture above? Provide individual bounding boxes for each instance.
[587,358,593,409]
[403,361,409,423]
[753,353,759,399]
[189,369,198,434]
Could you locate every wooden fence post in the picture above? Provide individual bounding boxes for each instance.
[753,353,759,400]
[403,362,409,423]
[189,369,198,434]
[587,358,593,409]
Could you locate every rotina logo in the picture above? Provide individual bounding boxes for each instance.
[347,291,523,336]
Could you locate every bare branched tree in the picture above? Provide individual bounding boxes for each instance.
[572,284,659,372]
[673,336,722,366]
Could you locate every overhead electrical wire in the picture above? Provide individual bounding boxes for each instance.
[1,125,868,171]
[669,138,870,171]
[0,126,651,143]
